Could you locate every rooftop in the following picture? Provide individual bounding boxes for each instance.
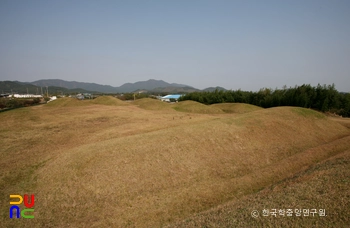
[161,94,182,99]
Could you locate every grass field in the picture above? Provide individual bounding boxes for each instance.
[210,103,262,113]
[173,100,224,114]
[1,97,349,227]
[133,98,174,111]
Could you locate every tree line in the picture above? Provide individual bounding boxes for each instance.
[179,84,350,117]
[0,97,42,110]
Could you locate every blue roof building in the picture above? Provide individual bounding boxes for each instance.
[160,94,182,102]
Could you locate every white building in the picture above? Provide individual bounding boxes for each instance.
[160,94,182,102]
[13,94,43,98]
[47,96,57,103]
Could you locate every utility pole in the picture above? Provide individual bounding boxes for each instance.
[46,86,48,97]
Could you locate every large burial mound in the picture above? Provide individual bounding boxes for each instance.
[168,147,350,227]
[211,102,263,113]
[173,100,225,114]
[44,97,90,107]
[133,98,173,110]
[1,104,349,227]
[90,96,129,106]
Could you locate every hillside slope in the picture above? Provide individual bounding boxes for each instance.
[1,105,349,227]
[168,148,350,227]
[173,100,225,114]
[44,97,90,107]
[211,103,263,113]
[133,98,174,111]
[90,96,129,106]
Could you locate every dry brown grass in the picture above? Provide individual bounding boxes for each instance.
[329,116,350,129]
[90,96,129,106]
[167,148,350,227]
[132,98,174,111]
[211,103,263,114]
[1,102,349,227]
[44,97,90,107]
[173,100,225,114]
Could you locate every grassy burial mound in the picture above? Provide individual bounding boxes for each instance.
[90,95,129,106]
[330,116,350,129]
[133,98,173,110]
[1,105,350,227]
[211,102,263,113]
[168,149,350,227]
[173,100,225,114]
[44,97,90,107]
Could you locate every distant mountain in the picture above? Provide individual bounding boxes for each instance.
[150,86,200,93]
[0,81,96,95]
[2,79,224,95]
[30,79,196,93]
[117,79,192,93]
[202,86,227,92]
[0,81,41,94]
[31,79,116,93]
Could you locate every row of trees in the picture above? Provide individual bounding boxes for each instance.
[0,98,42,110]
[179,84,350,117]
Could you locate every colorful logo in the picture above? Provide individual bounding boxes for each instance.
[9,194,35,219]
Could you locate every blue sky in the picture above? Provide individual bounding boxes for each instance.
[0,0,349,91]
